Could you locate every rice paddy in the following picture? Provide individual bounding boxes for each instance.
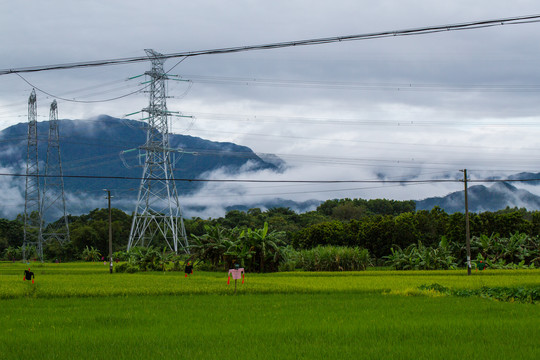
[1,262,539,359]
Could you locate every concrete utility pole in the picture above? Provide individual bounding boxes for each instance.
[104,190,113,274]
[461,169,472,275]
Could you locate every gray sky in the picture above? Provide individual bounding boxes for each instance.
[2,0,540,217]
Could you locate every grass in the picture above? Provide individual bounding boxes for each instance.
[0,262,539,359]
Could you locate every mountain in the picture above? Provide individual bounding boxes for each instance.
[415,182,540,213]
[0,116,282,217]
[507,172,540,185]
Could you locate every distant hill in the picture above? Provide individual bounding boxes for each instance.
[507,172,540,185]
[415,182,540,213]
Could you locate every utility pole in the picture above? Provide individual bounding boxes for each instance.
[104,190,113,274]
[461,169,472,275]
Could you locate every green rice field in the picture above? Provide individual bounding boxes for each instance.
[1,262,539,359]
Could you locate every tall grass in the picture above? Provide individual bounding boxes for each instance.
[281,245,372,271]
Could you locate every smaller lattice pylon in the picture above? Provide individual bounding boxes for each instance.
[23,89,43,262]
[41,100,70,243]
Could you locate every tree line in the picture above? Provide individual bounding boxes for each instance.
[1,198,539,270]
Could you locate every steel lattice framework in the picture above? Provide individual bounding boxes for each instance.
[41,100,70,244]
[23,89,43,261]
[127,49,188,253]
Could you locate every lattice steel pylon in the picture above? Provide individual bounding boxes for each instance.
[23,89,43,262]
[127,49,188,253]
[41,100,70,244]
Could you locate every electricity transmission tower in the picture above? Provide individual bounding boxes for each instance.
[128,49,188,253]
[41,100,70,244]
[23,89,43,261]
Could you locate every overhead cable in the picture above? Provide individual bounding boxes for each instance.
[2,14,540,75]
[0,172,539,185]
[11,56,189,103]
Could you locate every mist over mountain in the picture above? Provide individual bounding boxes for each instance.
[2,115,540,219]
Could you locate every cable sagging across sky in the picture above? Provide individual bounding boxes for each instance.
[2,14,540,76]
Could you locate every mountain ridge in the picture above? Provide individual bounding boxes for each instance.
[415,181,540,213]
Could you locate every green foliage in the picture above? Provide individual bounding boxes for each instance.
[112,250,128,261]
[317,198,416,217]
[292,221,348,248]
[122,246,186,272]
[5,198,540,266]
[384,240,457,270]
[189,224,244,269]
[43,241,78,262]
[114,262,139,273]
[81,246,101,262]
[469,232,539,268]
[189,222,286,272]
[2,246,21,261]
[68,208,132,256]
[0,218,23,248]
[127,246,165,271]
[244,221,286,272]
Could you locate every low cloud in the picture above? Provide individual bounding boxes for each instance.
[0,165,26,219]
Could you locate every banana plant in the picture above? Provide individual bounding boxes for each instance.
[81,246,101,262]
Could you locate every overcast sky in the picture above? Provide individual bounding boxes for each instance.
[2,0,540,217]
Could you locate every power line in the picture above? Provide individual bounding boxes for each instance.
[183,110,540,127]
[184,127,540,152]
[11,57,189,103]
[184,74,540,93]
[1,172,539,185]
[2,14,540,76]
[15,73,146,103]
